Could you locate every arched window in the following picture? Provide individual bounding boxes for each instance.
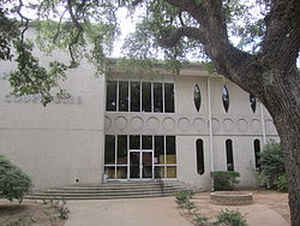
[196,139,205,175]
[222,85,230,113]
[249,94,256,113]
[225,139,234,171]
[193,84,201,112]
[254,139,261,169]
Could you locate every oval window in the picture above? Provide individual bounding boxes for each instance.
[193,84,201,112]
[249,94,256,113]
[222,85,230,113]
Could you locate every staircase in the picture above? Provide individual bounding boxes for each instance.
[25,180,189,200]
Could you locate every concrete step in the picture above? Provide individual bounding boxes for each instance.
[26,181,189,200]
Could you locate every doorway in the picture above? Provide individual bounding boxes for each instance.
[129,150,154,179]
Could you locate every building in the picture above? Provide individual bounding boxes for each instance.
[0,36,279,190]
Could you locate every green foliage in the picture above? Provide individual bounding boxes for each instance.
[175,190,196,209]
[193,214,209,226]
[211,171,240,191]
[275,174,288,192]
[215,208,247,226]
[175,190,194,206]
[0,155,32,203]
[258,142,286,190]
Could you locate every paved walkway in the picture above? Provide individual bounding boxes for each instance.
[65,197,289,226]
[65,197,193,226]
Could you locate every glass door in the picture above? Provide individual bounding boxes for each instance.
[129,150,153,179]
[142,152,153,178]
[129,152,140,179]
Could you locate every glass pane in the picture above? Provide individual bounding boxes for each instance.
[165,83,175,113]
[193,84,201,112]
[106,81,117,111]
[142,82,152,112]
[117,167,127,179]
[117,135,127,164]
[154,83,163,112]
[119,81,128,111]
[222,85,230,113]
[104,166,115,179]
[130,135,140,150]
[166,166,176,178]
[130,81,140,112]
[142,152,152,178]
[196,139,205,175]
[130,152,140,178]
[105,135,115,164]
[142,135,152,149]
[154,136,165,164]
[166,136,176,164]
[250,94,256,113]
[254,139,261,169]
[154,166,165,178]
[226,139,234,171]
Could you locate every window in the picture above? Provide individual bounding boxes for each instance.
[254,139,261,169]
[106,81,175,113]
[249,94,256,113]
[106,81,117,111]
[119,81,128,111]
[165,83,175,113]
[142,82,152,112]
[130,82,140,112]
[154,83,163,112]
[196,139,205,175]
[222,85,230,113]
[225,139,234,171]
[193,84,201,112]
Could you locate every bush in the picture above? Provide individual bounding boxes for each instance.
[0,155,32,203]
[258,142,287,191]
[215,208,247,226]
[211,171,240,191]
[175,190,194,207]
[275,174,288,192]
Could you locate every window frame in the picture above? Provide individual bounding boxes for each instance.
[106,80,175,113]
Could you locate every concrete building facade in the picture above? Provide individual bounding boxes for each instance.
[0,39,279,190]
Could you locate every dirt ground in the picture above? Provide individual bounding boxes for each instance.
[181,190,290,225]
[0,200,67,226]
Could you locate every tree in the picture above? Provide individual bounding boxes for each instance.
[1,0,300,225]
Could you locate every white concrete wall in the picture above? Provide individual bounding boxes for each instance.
[0,30,105,188]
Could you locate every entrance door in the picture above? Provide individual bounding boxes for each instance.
[129,150,153,179]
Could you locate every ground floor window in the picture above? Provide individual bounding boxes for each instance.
[196,139,205,175]
[254,139,261,169]
[225,139,234,171]
[104,135,177,179]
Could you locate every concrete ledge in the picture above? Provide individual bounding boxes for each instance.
[210,191,253,205]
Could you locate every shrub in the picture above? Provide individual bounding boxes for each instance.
[258,142,287,190]
[211,171,240,191]
[175,190,194,206]
[275,174,288,192]
[0,155,32,203]
[194,214,209,226]
[215,208,247,226]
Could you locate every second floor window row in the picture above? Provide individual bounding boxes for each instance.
[106,81,175,113]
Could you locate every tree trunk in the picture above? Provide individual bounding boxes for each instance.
[259,68,300,226]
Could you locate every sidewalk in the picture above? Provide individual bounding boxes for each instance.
[65,197,289,226]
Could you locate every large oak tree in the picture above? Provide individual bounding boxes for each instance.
[1,0,300,225]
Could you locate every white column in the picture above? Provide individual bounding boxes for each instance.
[260,102,267,144]
[208,78,214,172]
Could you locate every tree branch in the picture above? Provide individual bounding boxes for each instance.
[157,26,208,48]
